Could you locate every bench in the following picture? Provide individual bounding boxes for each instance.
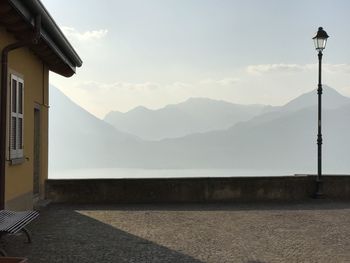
[0,210,39,256]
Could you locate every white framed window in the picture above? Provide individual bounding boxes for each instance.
[10,74,24,160]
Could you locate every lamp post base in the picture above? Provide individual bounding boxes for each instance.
[313,180,324,199]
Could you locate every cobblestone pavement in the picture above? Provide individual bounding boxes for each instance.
[3,201,350,262]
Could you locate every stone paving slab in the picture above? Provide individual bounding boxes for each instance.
[2,201,350,262]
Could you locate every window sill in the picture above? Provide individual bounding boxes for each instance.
[10,157,25,165]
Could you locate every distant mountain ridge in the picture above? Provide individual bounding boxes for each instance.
[124,87,350,173]
[104,97,266,140]
[252,86,350,126]
[50,86,350,174]
[261,86,350,113]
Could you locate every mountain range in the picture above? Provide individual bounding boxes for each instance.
[104,98,265,140]
[49,86,350,174]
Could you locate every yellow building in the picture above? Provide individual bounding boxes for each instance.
[0,0,82,210]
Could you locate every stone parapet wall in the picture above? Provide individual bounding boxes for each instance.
[46,176,350,203]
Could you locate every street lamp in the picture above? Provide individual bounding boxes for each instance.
[312,27,329,198]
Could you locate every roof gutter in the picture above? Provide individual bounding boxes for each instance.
[0,15,42,209]
[7,0,82,71]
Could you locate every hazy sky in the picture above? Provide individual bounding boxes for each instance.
[41,0,350,118]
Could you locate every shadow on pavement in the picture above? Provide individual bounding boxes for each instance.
[4,205,203,263]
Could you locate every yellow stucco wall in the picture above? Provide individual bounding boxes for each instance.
[0,27,49,210]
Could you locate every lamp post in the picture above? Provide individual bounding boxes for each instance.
[312,27,329,198]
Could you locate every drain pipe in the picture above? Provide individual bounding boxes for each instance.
[0,15,41,209]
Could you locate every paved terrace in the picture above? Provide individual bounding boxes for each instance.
[3,201,350,262]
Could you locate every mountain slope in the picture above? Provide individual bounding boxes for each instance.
[49,86,141,169]
[131,103,350,173]
[251,86,350,126]
[282,86,350,111]
[104,98,266,140]
[124,87,350,173]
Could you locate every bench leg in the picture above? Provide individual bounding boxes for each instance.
[0,233,7,257]
[21,228,32,243]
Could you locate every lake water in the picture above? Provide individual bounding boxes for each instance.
[49,168,309,179]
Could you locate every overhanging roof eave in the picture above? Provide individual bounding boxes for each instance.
[6,0,82,71]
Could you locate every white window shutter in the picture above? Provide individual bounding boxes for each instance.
[17,80,24,158]
[9,74,24,159]
[10,75,17,159]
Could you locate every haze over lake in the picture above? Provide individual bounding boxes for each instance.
[49,85,350,178]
